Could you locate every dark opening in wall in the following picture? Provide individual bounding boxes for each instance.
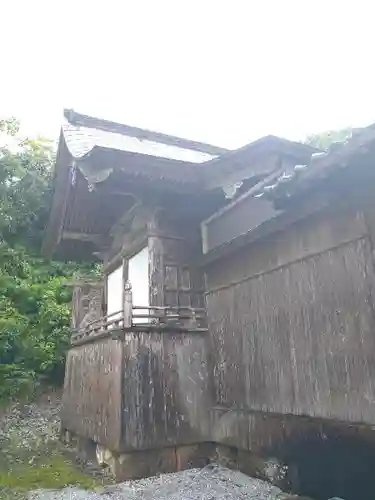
[282,426,375,500]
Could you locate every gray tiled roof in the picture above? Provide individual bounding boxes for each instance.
[62,121,218,164]
[253,125,375,203]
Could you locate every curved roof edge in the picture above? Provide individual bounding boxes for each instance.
[64,109,228,159]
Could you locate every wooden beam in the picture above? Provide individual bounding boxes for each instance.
[201,168,285,254]
[198,190,334,267]
[61,231,103,244]
[61,279,103,287]
[202,167,285,227]
[103,233,148,275]
[109,202,142,237]
[91,186,139,198]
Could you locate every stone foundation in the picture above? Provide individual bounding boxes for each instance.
[62,418,375,499]
[62,430,215,480]
[62,429,288,487]
[214,443,290,490]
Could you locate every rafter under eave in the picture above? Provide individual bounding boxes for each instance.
[61,231,104,245]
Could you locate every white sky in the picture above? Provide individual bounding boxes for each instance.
[1,0,374,149]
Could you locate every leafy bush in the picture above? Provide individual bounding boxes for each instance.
[0,243,97,400]
[0,118,97,402]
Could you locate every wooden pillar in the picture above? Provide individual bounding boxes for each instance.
[123,280,133,328]
[149,234,165,307]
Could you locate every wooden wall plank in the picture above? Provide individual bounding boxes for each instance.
[61,338,123,451]
[206,224,375,424]
[122,333,140,449]
[206,207,367,291]
[120,331,212,452]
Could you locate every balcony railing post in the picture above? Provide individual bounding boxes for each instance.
[190,308,198,329]
[123,280,133,328]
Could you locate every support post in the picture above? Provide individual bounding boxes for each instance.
[190,308,198,329]
[123,280,133,328]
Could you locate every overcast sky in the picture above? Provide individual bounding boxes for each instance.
[1,0,374,148]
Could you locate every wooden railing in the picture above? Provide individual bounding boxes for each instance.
[71,281,207,345]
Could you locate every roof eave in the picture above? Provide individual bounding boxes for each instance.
[202,136,319,190]
[42,132,73,257]
[64,109,228,157]
[79,146,207,190]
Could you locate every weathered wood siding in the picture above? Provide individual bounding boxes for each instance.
[61,204,211,454]
[121,331,212,451]
[62,337,123,451]
[205,206,375,424]
[62,330,212,453]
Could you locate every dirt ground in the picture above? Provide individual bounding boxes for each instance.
[0,391,310,500]
[0,390,109,499]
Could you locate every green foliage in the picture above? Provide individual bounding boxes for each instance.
[0,118,53,247]
[305,127,352,151]
[0,118,96,402]
[0,244,87,400]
